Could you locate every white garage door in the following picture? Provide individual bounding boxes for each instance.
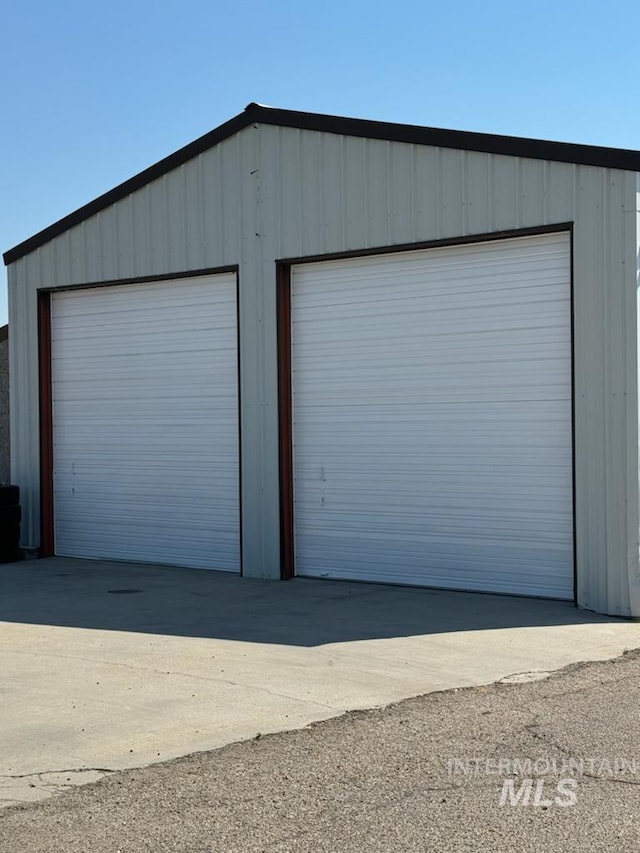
[291,232,574,598]
[51,273,240,572]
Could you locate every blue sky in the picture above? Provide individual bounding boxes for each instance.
[2,0,639,326]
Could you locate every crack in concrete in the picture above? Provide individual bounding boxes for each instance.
[0,768,113,781]
[0,648,340,713]
[0,768,114,807]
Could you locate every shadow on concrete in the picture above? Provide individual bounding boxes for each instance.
[0,557,618,646]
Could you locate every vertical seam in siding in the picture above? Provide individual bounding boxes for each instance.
[603,168,615,611]
[298,130,305,255]
[364,139,370,247]
[253,125,267,572]
[410,144,417,243]
[215,145,223,261]
[130,191,137,275]
[460,151,469,237]
[236,133,243,268]
[198,155,206,267]
[570,224,578,603]
[341,135,347,249]
[277,126,284,257]
[385,141,392,245]
[235,271,244,576]
[435,148,442,240]
[488,154,495,233]
[319,133,326,254]
[182,165,189,267]
[599,167,608,607]
[162,175,170,272]
[515,160,521,230]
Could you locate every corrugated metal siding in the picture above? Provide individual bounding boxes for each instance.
[7,124,640,615]
[50,274,240,570]
[291,234,574,597]
[0,329,9,485]
[633,174,640,618]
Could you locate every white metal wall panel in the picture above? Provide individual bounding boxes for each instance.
[291,233,573,598]
[7,122,640,614]
[51,273,240,571]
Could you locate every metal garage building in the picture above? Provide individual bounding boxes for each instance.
[4,103,640,617]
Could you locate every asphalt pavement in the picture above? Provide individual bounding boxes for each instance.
[1,648,640,851]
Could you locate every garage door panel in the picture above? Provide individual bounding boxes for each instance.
[295,528,572,593]
[295,533,572,597]
[51,273,240,572]
[292,233,574,598]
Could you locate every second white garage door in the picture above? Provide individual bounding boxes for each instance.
[51,273,240,572]
[291,232,574,599]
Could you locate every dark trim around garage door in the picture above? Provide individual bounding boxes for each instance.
[276,224,577,602]
[36,265,243,573]
[277,264,295,580]
[38,291,54,557]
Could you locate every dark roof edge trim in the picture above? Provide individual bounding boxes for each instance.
[5,102,640,265]
[0,324,8,343]
[3,107,259,266]
[253,104,640,171]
